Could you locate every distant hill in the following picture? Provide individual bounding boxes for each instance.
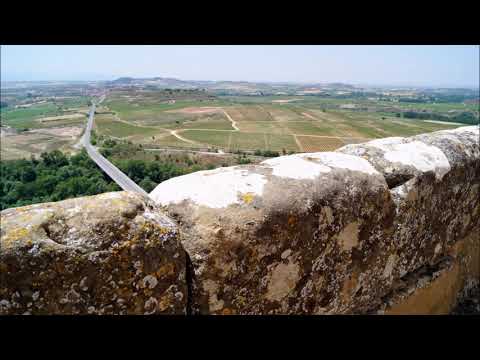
[105,77,366,95]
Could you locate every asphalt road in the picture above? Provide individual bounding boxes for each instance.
[82,97,150,198]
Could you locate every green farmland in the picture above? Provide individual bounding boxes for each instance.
[96,93,466,153]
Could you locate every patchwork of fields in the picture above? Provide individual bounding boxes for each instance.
[97,95,463,153]
[2,93,466,160]
[1,97,91,159]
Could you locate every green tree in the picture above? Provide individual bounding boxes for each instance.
[139,177,157,193]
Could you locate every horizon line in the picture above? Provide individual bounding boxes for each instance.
[1,76,479,90]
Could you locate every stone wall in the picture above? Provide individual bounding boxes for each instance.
[0,192,187,314]
[1,125,478,314]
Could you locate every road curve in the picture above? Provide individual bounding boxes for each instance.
[82,97,150,198]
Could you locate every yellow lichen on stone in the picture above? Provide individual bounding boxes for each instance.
[1,227,30,248]
[234,295,247,307]
[157,295,171,312]
[156,263,175,278]
[241,192,255,204]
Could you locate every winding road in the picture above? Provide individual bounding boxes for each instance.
[82,96,150,197]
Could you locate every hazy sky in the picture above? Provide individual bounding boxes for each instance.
[1,45,479,87]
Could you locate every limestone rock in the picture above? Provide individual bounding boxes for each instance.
[337,135,453,188]
[151,152,396,314]
[385,126,479,283]
[410,125,479,167]
[0,191,187,315]
[338,126,480,313]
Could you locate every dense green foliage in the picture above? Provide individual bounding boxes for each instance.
[0,144,224,210]
[403,111,478,124]
[1,150,120,210]
[254,149,281,157]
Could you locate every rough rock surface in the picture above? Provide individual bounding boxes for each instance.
[151,125,479,315]
[451,285,480,314]
[0,192,187,315]
[338,126,480,313]
[151,152,396,314]
[2,125,478,315]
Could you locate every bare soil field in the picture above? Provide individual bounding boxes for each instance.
[38,113,86,122]
[31,126,83,138]
[423,120,466,126]
[271,99,301,103]
[166,106,223,114]
[1,131,75,160]
[301,112,317,120]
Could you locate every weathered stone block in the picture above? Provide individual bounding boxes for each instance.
[0,192,187,315]
[151,152,397,314]
[339,125,480,313]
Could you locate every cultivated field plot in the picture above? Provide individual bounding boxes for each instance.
[296,136,345,152]
[38,113,86,123]
[262,105,303,122]
[153,134,201,148]
[94,114,160,138]
[283,121,338,136]
[225,105,273,122]
[104,92,232,122]
[236,121,291,135]
[229,132,271,151]
[340,112,460,137]
[265,134,299,152]
[1,131,77,160]
[0,97,91,160]
[149,132,201,149]
[1,98,90,130]
[180,130,231,148]
[307,109,459,138]
[179,130,299,152]
[164,112,234,131]
[123,130,171,145]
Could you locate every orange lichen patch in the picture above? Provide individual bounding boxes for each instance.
[288,215,297,227]
[241,192,255,204]
[222,308,236,315]
[156,263,176,278]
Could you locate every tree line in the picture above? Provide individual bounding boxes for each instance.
[0,147,216,210]
[402,111,478,124]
